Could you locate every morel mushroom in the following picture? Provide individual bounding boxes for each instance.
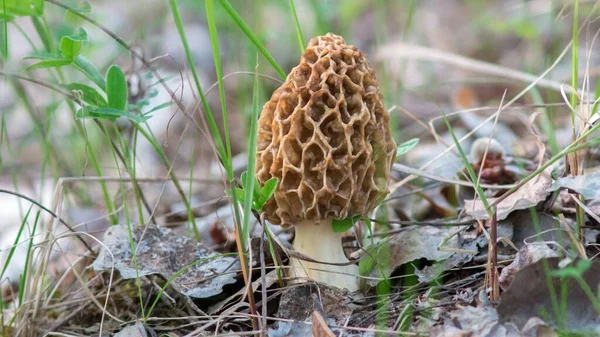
[256,33,397,291]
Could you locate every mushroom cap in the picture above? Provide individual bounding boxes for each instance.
[256,33,397,226]
[470,137,505,161]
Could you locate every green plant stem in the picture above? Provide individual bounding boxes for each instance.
[168,0,226,162]
[441,110,491,216]
[1,0,7,60]
[216,0,286,79]
[205,0,258,330]
[289,0,304,53]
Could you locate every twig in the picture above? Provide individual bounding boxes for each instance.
[377,42,579,95]
[392,163,515,190]
[489,207,499,301]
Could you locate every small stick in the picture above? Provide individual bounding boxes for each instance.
[489,207,499,301]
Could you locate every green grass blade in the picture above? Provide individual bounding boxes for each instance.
[441,111,490,215]
[0,206,33,280]
[307,0,328,35]
[205,0,245,253]
[593,76,600,116]
[30,16,52,52]
[168,0,226,163]
[2,0,7,60]
[530,87,559,155]
[215,0,286,80]
[571,0,579,129]
[206,0,232,162]
[288,0,305,53]
[18,210,40,306]
[242,59,261,245]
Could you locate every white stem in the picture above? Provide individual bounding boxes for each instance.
[289,219,359,292]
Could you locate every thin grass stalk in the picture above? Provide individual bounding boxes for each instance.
[242,60,260,245]
[0,206,32,332]
[0,115,4,335]
[440,111,491,215]
[167,0,226,162]
[130,125,147,225]
[205,0,258,330]
[289,0,305,53]
[570,0,586,241]
[489,207,499,301]
[216,0,286,80]
[1,0,6,60]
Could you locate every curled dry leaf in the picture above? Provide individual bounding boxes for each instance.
[430,303,520,337]
[498,243,558,290]
[93,224,240,298]
[465,166,553,221]
[113,323,148,337]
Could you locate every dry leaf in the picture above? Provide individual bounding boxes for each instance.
[366,226,467,286]
[93,224,240,298]
[498,243,558,290]
[430,303,520,337]
[312,311,336,337]
[465,166,552,221]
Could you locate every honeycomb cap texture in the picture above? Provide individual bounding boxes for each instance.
[256,33,397,226]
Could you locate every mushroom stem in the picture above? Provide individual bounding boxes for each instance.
[289,219,359,292]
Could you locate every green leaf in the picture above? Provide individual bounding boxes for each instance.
[74,56,105,89]
[358,244,379,276]
[593,77,600,116]
[59,28,87,61]
[0,0,43,16]
[64,1,91,27]
[24,52,62,60]
[63,83,107,106]
[551,259,592,279]
[76,106,148,123]
[359,215,372,227]
[395,138,419,162]
[259,177,278,206]
[234,187,245,204]
[64,27,88,41]
[0,13,14,22]
[240,171,248,189]
[25,59,70,71]
[106,65,128,110]
[143,101,172,116]
[332,217,355,233]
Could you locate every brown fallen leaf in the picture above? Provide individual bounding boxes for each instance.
[93,224,240,299]
[465,166,552,221]
[499,243,558,290]
[312,310,336,337]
